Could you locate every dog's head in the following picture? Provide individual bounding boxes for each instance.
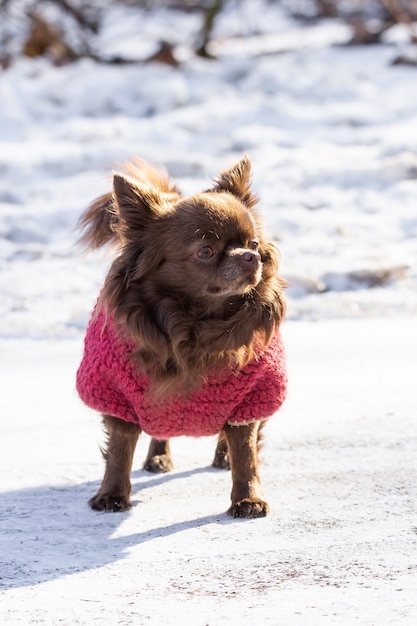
[156,192,263,299]
[98,155,285,394]
[109,155,278,304]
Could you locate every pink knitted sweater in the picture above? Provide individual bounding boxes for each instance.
[76,303,287,439]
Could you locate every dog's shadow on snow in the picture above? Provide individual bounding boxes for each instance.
[1,465,239,590]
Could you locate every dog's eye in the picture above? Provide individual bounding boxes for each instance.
[197,245,215,260]
[248,240,259,251]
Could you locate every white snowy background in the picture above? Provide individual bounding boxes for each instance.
[0,2,416,624]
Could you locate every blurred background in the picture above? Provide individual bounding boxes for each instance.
[1,0,417,338]
[3,1,417,65]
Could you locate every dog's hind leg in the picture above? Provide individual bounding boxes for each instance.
[212,430,230,469]
[223,420,269,518]
[89,414,140,512]
[143,438,174,473]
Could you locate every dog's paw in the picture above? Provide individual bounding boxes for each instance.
[227,498,270,519]
[212,453,230,470]
[143,454,174,474]
[88,494,131,512]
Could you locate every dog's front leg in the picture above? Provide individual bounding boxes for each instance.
[143,438,174,473]
[89,414,140,512]
[224,421,269,518]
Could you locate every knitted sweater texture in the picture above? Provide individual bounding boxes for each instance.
[76,303,287,439]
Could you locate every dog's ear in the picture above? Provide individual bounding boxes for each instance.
[113,174,165,233]
[212,155,258,208]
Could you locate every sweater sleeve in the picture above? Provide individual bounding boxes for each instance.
[227,332,287,426]
[76,303,145,425]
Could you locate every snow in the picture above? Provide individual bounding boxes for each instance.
[1,321,416,624]
[1,2,417,623]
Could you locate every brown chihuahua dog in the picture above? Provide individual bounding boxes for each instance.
[76,155,287,518]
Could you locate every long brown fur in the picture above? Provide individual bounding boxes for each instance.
[80,155,286,518]
[80,155,285,398]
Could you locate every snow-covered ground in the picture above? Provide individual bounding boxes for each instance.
[1,320,416,625]
[1,2,416,624]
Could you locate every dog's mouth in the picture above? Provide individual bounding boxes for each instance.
[205,266,262,298]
